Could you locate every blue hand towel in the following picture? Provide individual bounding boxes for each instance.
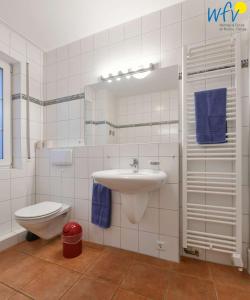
[91,183,112,229]
[195,88,227,144]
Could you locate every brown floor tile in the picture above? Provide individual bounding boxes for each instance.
[121,263,169,300]
[216,284,250,300]
[31,237,63,260]
[61,277,118,300]
[166,273,217,300]
[84,241,106,250]
[113,288,149,300]
[21,261,80,300]
[133,252,175,270]
[33,238,104,273]
[5,240,250,300]
[86,247,135,284]
[0,282,16,299]
[210,263,250,293]
[62,246,105,273]
[0,250,47,289]
[172,257,211,280]
[9,293,32,300]
[14,239,49,255]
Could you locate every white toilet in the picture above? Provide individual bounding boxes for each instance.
[15,201,71,240]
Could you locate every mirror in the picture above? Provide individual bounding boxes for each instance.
[84,65,180,145]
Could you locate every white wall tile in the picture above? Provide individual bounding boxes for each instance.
[109,25,124,44]
[69,40,81,57]
[94,30,109,49]
[0,201,11,224]
[159,156,179,183]
[74,199,89,220]
[62,178,75,198]
[69,55,81,76]
[104,226,121,247]
[112,203,121,226]
[69,100,81,120]
[10,32,26,55]
[57,78,68,98]
[120,144,138,157]
[104,145,120,157]
[159,143,179,157]
[139,231,159,257]
[46,49,57,65]
[89,223,104,244]
[139,143,158,157]
[159,235,179,262]
[75,178,89,199]
[37,158,50,176]
[57,60,68,80]
[124,19,141,39]
[142,30,161,57]
[121,228,138,252]
[160,209,179,237]
[182,15,205,46]
[160,184,179,210]
[36,176,50,195]
[162,22,181,51]
[142,11,161,33]
[81,36,94,53]
[57,46,68,61]
[11,177,27,199]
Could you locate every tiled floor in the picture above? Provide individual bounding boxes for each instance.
[0,238,250,299]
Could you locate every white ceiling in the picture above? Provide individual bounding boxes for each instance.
[0,0,183,51]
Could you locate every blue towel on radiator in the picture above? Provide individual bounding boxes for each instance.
[91,183,112,229]
[195,88,227,144]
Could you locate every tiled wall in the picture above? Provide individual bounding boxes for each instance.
[117,89,179,144]
[36,142,180,262]
[42,0,250,266]
[44,99,84,147]
[85,88,179,145]
[0,20,43,245]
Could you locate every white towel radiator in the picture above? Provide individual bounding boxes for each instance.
[182,36,243,267]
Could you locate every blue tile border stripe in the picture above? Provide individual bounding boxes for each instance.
[85,120,179,129]
[12,93,44,106]
[12,93,85,106]
[44,93,85,106]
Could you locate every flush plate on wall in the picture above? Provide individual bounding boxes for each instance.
[50,149,73,166]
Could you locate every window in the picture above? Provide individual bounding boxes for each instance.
[0,60,11,167]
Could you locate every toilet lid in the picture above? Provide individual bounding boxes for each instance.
[15,202,63,219]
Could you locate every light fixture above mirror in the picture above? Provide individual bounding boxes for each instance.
[100,63,155,83]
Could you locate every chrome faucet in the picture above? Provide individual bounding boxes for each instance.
[130,158,139,173]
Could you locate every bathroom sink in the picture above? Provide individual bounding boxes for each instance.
[92,169,167,194]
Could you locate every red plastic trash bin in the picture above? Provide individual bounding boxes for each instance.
[62,222,82,258]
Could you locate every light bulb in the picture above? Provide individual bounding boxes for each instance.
[107,79,112,83]
[116,77,121,81]
[126,75,131,79]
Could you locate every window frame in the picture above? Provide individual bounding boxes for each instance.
[0,60,11,167]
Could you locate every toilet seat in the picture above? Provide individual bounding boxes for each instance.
[15,202,63,220]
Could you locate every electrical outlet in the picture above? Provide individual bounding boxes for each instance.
[156,240,166,251]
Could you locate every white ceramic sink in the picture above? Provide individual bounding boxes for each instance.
[92,169,167,194]
[92,168,167,224]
